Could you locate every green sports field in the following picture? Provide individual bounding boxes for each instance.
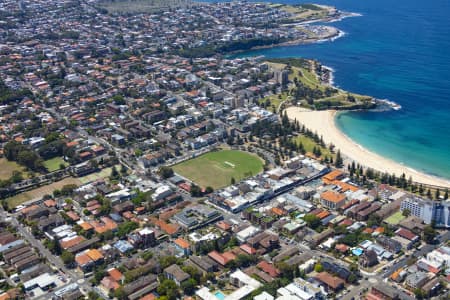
[384,211,406,225]
[44,157,68,172]
[172,150,264,189]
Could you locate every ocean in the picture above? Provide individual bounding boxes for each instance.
[231,0,450,180]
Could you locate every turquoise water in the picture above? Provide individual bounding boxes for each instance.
[352,248,363,256]
[231,0,450,180]
[215,291,226,300]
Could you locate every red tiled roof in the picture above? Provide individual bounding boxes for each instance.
[322,170,344,183]
[101,276,120,291]
[257,261,280,278]
[316,211,330,220]
[216,221,231,231]
[396,228,417,241]
[174,238,190,249]
[75,253,92,266]
[43,199,56,207]
[108,268,123,282]
[140,294,156,300]
[208,251,235,266]
[321,191,346,203]
[335,244,350,253]
[240,244,257,255]
[315,272,344,290]
[339,219,353,227]
[60,236,85,249]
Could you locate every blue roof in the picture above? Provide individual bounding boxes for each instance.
[114,240,134,253]
[109,213,123,222]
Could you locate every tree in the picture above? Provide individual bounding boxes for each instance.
[44,238,61,255]
[349,262,358,273]
[276,261,298,280]
[414,288,425,300]
[89,159,98,170]
[92,268,106,285]
[423,225,437,244]
[181,278,197,295]
[88,291,102,300]
[117,221,139,238]
[61,251,74,266]
[110,166,120,180]
[114,287,126,300]
[231,177,236,185]
[303,214,321,230]
[347,273,357,283]
[367,214,382,227]
[205,186,214,194]
[402,208,411,217]
[235,254,257,268]
[120,164,127,174]
[157,279,179,300]
[435,189,441,199]
[190,184,202,197]
[314,263,323,273]
[182,265,201,283]
[159,256,179,269]
[159,166,174,179]
[3,141,45,172]
[10,171,23,183]
[335,150,343,168]
[61,184,77,196]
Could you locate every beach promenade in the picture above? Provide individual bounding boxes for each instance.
[286,107,450,188]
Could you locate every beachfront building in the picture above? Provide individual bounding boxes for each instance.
[400,197,450,228]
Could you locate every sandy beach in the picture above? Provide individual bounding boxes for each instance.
[286,107,450,188]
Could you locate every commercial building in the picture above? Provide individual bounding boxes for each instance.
[23,273,57,291]
[320,191,346,210]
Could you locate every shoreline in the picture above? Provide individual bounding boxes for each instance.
[237,28,344,53]
[285,107,450,188]
[231,9,360,55]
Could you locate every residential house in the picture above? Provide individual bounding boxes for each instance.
[163,264,190,286]
[359,250,378,268]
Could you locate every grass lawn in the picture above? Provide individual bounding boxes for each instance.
[99,0,187,13]
[6,177,82,209]
[384,211,406,225]
[172,150,264,189]
[78,166,116,184]
[43,157,68,172]
[0,158,26,181]
[259,92,289,112]
[6,165,118,209]
[293,135,333,159]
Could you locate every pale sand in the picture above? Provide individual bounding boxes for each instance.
[286,107,450,188]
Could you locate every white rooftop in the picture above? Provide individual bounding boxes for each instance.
[23,273,55,290]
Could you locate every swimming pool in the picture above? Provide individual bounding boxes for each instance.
[214,291,225,300]
[352,248,363,256]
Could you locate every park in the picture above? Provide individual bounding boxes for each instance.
[172,150,264,189]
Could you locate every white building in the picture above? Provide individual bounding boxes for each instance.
[236,225,260,242]
[23,273,56,291]
[276,278,325,300]
[152,185,173,201]
[196,270,262,300]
